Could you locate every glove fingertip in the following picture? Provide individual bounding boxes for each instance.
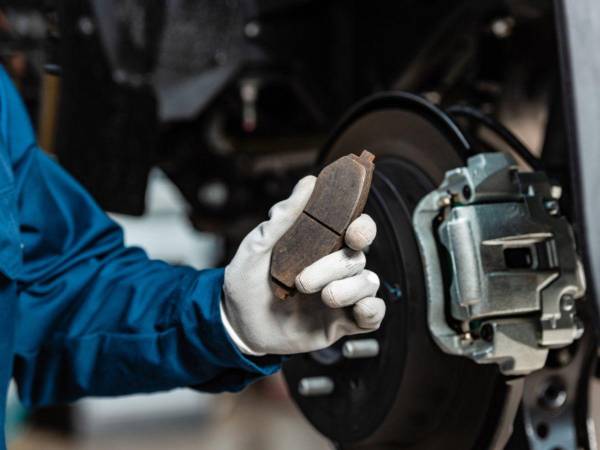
[321,282,340,308]
[353,297,386,329]
[295,271,316,294]
[298,174,317,187]
[290,175,317,205]
[260,175,318,249]
[345,214,377,251]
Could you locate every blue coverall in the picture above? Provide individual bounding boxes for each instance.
[0,67,280,448]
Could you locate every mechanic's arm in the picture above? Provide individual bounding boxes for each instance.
[5,69,279,407]
[3,68,384,408]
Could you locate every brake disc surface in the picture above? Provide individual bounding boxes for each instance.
[283,93,516,449]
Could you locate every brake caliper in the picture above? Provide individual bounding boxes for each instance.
[413,153,586,375]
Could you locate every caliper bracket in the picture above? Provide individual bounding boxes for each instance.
[413,153,586,375]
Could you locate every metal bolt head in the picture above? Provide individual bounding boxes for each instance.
[298,377,334,397]
[538,378,567,410]
[342,339,379,359]
[437,195,451,208]
[561,294,575,312]
[459,332,473,346]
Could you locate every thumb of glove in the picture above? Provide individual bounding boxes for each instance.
[250,175,316,250]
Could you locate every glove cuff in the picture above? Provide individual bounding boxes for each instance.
[220,297,266,357]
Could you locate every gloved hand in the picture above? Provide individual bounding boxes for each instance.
[221,175,385,356]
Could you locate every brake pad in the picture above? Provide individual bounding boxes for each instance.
[270,150,375,299]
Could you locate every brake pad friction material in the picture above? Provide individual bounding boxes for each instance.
[270,150,375,299]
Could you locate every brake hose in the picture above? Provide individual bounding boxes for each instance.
[446,104,543,171]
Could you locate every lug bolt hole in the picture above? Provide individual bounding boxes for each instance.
[539,378,567,410]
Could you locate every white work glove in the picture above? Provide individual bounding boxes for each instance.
[221,175,385,356]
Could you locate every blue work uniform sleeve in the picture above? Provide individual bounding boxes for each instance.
[0,69,281,408]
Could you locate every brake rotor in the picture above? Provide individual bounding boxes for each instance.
[283,93,512,449]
